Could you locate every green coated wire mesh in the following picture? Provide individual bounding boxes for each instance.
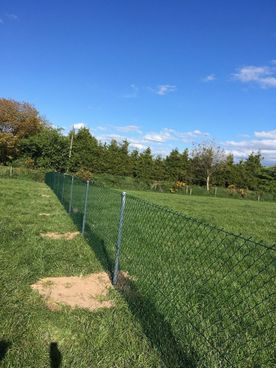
[45,172,275,368]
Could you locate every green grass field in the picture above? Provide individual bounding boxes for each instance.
[127,190,276,245]
[46,171,274,367]
[1,175,275,367]
[0,178,165,367]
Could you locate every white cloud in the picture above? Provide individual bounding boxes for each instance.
[202,74,216,82]
[175,129,209,141]
[115,125,142,133]
[155,84,176,96]
[225,139,276,150]
[94,126,209,156]
[73,123,85,129]
[129,143,145,150]
[254,129,276,139]
[92,124,276,163]
[233,65,276,88]
[143,128,209,143]
[144,129,172,142]
[223,130,276,163]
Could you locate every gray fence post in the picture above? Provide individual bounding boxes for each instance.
[113,191,127,285]
[61,173,65,203]
[69,176,74,213]
[81,180,90,235]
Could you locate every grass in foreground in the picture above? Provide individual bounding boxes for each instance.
[0,178,163,367]
[127,190,276,245]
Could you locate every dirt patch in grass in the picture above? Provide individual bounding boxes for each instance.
[40,231,80,240]
[31,272,114,311]
[41,194,50,198]
[39,213,50,216]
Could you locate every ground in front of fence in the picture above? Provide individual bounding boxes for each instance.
[0,178,166,368]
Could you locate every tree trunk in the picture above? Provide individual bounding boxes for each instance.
[206,175,210,191]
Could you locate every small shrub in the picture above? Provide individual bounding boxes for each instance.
[75,168,93,181]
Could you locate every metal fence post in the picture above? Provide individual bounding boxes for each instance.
[113,192,127,285]
[81,180,90,235]
[69,176,74,213]
[61,173,65,203]
[53,173,56,192]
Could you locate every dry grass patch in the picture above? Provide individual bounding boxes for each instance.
[31,272,114,311]
[40,231,80,240]
[39,213,50,216]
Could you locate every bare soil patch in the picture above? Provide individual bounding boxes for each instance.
[31,272,114,311]
[40,231,80,240]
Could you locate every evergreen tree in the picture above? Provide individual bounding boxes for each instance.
[138,147,154,180]
[152,155,166,180]
[20,127,69,171]
[69,127,99,173]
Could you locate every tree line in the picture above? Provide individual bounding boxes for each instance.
[0,98,275,194]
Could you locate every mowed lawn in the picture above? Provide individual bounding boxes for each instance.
[127,190,276,245]
[0,178,163,368]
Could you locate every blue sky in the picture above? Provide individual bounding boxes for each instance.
[0,0,276,163]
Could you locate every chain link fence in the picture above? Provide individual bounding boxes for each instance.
[45,172,275,368]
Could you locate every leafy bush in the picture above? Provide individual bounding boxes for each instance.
[75,168,93,181]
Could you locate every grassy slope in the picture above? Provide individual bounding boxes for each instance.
[127,190,276,245]
[0,178,162,368]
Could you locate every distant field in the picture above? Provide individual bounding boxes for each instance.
[127,190,276,245]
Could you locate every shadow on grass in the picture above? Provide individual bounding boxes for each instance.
[83,222,198,367]
[0,340,11,362]
[57,199,199,367]
[49,342,62,368]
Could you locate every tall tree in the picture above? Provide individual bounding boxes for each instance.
[138,147,154,180]
[192,142,226,191]
[20,127,69,171]
[152,155,166,180]
[69,127,99,172]
[0,98,45,163]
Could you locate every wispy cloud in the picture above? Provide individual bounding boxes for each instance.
[115,125,142,133]
[143,128,209,143]
[233,64,276,88]
[222,129,276,163]
[254,129,276,139]
[91,123,276,163]
[93,125,209,155]
[144,130,172,143]
[202,74,216,82]
[5,13,18,20]
[154,84,176,96]
[122,84,139,98]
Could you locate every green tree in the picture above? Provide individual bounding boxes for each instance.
[69,128,99,173]
[138,147,154,180]
[165,148,190,181]
[0,98,46,164]
[192,142,225,191]
[20,127,69,171]
[152,155,166,180]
